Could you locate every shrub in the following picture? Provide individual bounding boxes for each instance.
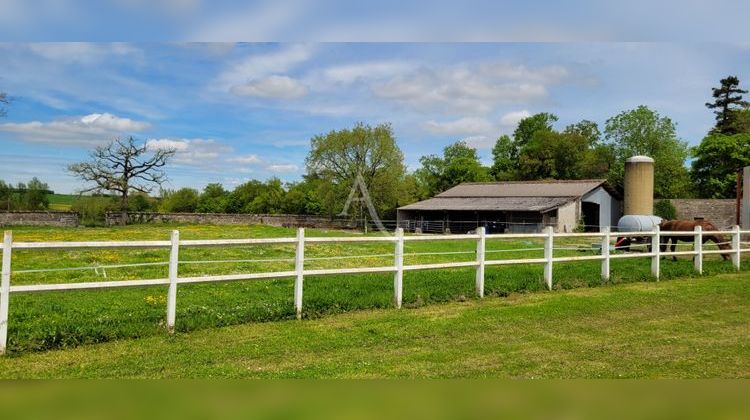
[654,199,677,220]
[71,196,118,226]
[160,188,199,213]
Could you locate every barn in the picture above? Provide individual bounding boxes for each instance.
[396,179,622,233]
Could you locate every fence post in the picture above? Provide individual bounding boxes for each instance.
[0,231,11,355]
[544,226,553,290]
[394,228,404,308]
[694,225,703,275]
[166,229,179,333]
[651,225,660,281]
[475,226,485,298]
[732,225,741,271]
[294,228,305,319]
[600,226,610,282]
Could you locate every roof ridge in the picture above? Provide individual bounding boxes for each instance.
[457,179,606,185]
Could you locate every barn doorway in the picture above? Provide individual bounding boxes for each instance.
[581,202,600,231]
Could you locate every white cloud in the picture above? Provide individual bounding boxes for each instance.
[0,113,151,146]
[227,154,263,165]
[424,117,493,136]
[462,135,495,150]
[500,110,531,127]
[267,164,299,173]
[226,154,299,174]
[371,63,567,113]
[146,137,232,165]
[27,43,140,64]
[322,61,416,84]
[215,44,313,91]
[230,75,308,98]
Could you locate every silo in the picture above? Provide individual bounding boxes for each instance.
[623,155,654,216]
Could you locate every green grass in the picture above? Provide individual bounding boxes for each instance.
[47,194,77,211]
[2,223,748,358]
[1,272,748,378]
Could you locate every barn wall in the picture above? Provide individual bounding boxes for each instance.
[582,186,622,229]
[556,201,578,232]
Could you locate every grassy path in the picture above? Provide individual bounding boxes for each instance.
[2,272,748,378]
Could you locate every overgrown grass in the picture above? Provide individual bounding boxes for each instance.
[2,223,748,355]
[47,194,76,211]
[1,273,748,378]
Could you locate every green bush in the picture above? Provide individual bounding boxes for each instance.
[159,188,199,213]
[71,196,118,226]
[654,199,677,220]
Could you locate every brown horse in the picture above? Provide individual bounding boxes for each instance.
[659,220,731,261]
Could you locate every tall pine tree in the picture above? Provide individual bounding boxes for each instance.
[705,76,749,134]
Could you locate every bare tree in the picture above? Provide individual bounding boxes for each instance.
[68,137,176,223]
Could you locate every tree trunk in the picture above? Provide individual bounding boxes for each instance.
[120,192,129,226]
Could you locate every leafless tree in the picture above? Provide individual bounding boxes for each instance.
[68,137,176,223]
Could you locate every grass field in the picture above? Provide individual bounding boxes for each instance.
[1,272,748,378]
[47,194,76,211]
[2,223,748,360]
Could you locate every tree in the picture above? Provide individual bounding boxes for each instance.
[160,188,199,213]
[0,180,11,211]
[490,135,516,180]
[24,177,50,210]
[564,120,600,146]
[513,112,558,147]
[197,183,229,213]
[604,106,691,198]
[0,90,8,118]
[706,76,749,135]
[306,123,405,219]
[68,137,175,222]
[691,133,750,198]
[517,130,595,180]
[415,141,490,197]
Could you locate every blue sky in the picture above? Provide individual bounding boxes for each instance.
[0,42,748,193]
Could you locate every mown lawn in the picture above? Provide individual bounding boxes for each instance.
[2,223,748,356]
[1,272,748,378]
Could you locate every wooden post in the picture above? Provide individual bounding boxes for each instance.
[294,228,305,319]
[601,226,610,282]
[0,231,12,355]
[544,226,553,290]
[394,228,404,308]
[475,226,485,298]
[166,230,179,333]
[694,225,703,275]
[651,225,660,280]
[732,225,741,271]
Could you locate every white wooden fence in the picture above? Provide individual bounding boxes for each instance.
[1,225,749,355]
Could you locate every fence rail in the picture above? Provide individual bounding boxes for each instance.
[1,225,749,354]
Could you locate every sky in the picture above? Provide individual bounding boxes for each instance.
[1,42,748,194]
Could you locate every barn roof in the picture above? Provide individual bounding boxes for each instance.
[398,179,617,213]
[435,179,610,198]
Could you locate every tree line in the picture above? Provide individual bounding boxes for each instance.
[3,75,749,224]
[0,178,51,211]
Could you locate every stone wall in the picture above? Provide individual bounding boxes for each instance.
[105,212,359,230]
[0,211,80,227]
[668,199,740,229]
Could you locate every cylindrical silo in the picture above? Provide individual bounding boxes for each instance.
[623,155,654,216]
